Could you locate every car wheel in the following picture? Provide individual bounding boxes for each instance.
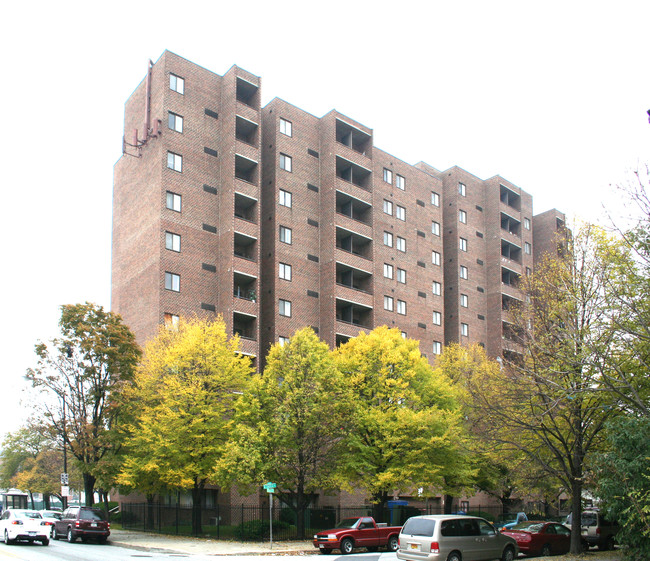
[388,536,399,552]
[541,543,552,556]
[447,552,462,561]
[4,530,14,545]
[501,545,515,561]
[340,538,354,554]
[41,538,49,546]
[600,536,615,551]
[320,548,333,555]
[67,527,76,543]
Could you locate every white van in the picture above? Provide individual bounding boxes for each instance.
[396,515,518,561]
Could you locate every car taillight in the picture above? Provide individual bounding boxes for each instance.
[41,521,54,526]
[75,521,80,527]
[430,542,439,553]
[11,520,23,525]
[398,537,401,547]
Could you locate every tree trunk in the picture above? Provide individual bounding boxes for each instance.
[192,479,204,536]
[83,472,96,506]
[569,478,583,554]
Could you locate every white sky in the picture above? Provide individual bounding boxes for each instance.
[1,0,649,442]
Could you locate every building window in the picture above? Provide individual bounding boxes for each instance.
[433,341,442,355]
[165,232,180,252]
[166,191,181,212]
[432,221,440,236]
[383,168,393,184]
[432,250,441,266]
[397,268,406,284]
[524,217,531,230]
[397,300,406,315]
[396,174,406,190]
[384,231,393,247]
[279,299,292,317]
[168,112,183,133]
[396,237,406,252]
[167,151,182,172]
[383,263,394,279]
[458,182,466,196]
[396,205,406,221]
[460,265,468,279]
[279,336,290,346]
[279,189,292,208]
[401,331,408,339]
[165,272,180,292]
[164,313,180,327]
[460,237,467,252]
[279,262,292,281]
[280,153,292,172]
[432,281,441,295]
[279,226,292,244]
[432,311,441,325]
[526,267,532,276]
[461,323,469,336]
[280,118,292,136]
[431,191,440,206]
[383,200,393,215]
[459,209,467,224]
[384,295,394,311]
[169,73,184,94]
[525,242,531,255]
[461,293,468,307]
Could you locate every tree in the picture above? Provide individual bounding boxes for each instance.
[26,303,141,506]
[334,327,473,518]
[593,416,650,560]
[458,225,623,553]
[218,327,354,538]
[118,316,252,535]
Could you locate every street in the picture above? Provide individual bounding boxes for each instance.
[0,540,398,561]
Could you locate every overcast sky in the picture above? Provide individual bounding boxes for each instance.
[1,0,649,442]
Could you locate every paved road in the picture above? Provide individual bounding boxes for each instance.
[0,539,398,561]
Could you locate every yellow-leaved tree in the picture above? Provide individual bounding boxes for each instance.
[118,316,252,535]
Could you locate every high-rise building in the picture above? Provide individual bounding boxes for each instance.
[112,51,565,370]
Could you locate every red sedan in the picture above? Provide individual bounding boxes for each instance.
[501,521,571,557]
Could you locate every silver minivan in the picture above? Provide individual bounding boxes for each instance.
[397,515,518,561]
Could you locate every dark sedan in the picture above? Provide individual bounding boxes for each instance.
[501,521,570,557]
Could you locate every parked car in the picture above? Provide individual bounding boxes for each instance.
[0,509,50,545]
[565,509,617,550]
[492,512,528,531]
[53,506,110,543]
[39,510,62,538]
[313,516,401,554]
[501,521,571,556]
[397,514,518,561]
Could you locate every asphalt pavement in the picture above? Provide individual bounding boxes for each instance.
[109,529,314,556]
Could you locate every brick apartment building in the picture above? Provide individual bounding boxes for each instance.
[112,50,565,370]
[112,51,566,511]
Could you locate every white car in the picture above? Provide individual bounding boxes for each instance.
[39,510,62,538]
[0,509,50,545]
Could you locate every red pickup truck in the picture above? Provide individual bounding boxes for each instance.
[313,516,402,554]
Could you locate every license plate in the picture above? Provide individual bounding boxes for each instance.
[409,543,419,550]
[319,545,324,549]
[28,531,36,536]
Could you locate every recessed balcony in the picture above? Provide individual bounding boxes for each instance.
[336,156,372,191]
[236,115,259,146]
[500,184,521,211]
[501,212,521,237]
[235,154,258,184]
[336,226,372,259]
[234,231,257,262]
[336,298,372,329]
[234,192,257,223]
[336,190,372,225]
[236,77,260,109]
[336,119,371,156]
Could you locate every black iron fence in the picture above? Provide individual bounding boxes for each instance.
[119,502,505,540]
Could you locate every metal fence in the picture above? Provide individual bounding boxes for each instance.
[119,502,505,540]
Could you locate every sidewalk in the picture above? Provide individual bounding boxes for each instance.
[109,529,314,556]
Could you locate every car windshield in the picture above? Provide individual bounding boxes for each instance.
[43,511,62,519]
[402,518,436,537]
[80,508,106,521]
[582,512,598,526]
[21,511,42,519]
[335,518,360,529]
[511,522,544,533]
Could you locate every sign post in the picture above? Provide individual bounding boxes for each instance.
[262,482,276,549]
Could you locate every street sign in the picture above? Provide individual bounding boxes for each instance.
[61,485,69,497]
[60,473,69,485]
[263,482,276,493]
